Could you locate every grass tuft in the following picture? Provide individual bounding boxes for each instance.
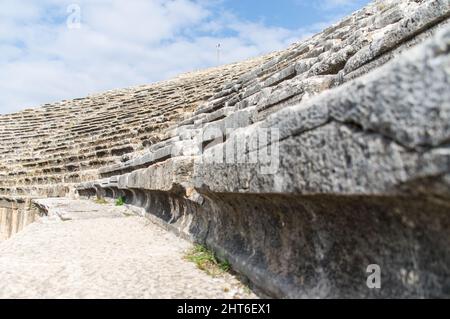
[115,196,126,206]
[94,198,108,205]
[185,245,231,277]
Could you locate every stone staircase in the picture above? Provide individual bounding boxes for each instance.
[0,55,273,224]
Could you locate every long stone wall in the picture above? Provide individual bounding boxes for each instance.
[1,0,449,297]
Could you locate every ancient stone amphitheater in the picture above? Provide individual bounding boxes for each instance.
[1,0,449,298]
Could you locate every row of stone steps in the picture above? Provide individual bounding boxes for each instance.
[95,0,450,182]
[0,50,271,204]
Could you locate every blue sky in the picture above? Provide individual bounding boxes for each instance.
[0,0,371,114]
[224,0,369,29]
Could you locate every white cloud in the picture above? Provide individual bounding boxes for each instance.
[0,0,333,114]
[294,0,362,11]
[323,0,359,8]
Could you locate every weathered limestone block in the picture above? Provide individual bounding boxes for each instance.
[0,208,11,241]
[118,157,194,193]
[344,0,450,75]
[0,199,39,241]
[256,82,303,113]
[342,17,450,82]
[372,5,405,30]
[262,65,297,87]
[199,108,254,145]
[196,26,450,195]
[294,58,317,75]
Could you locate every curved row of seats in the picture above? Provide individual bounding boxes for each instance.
[1,0,449,204]
[94,0,450,180]
[0,57,275,201]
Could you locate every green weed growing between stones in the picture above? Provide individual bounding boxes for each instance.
[185,244,231,277]
[115,196,125,206]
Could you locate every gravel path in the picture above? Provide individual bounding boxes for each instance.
[0,199,257,299]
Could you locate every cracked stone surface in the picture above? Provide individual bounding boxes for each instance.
[1,0,449,298]
[0,199,257,299]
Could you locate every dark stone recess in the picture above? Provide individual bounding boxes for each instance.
[90,187,450,298]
